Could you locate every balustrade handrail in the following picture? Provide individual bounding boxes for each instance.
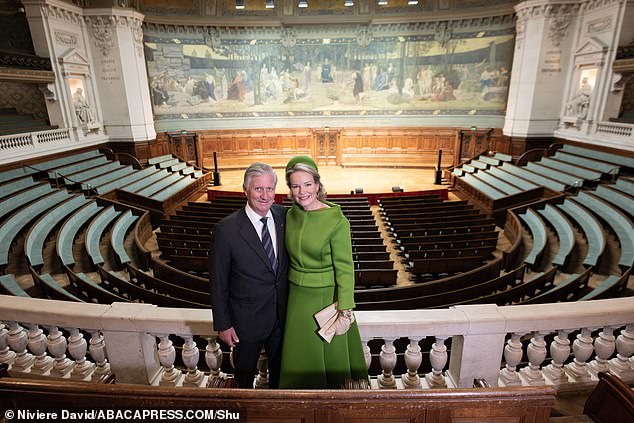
[1,295,633,389]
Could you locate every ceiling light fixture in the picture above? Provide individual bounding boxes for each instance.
[298,0,308,8]
[235,0,245,9]
[377,0,388,6]
[408,0,418,4]
[266,0,275,8]
[345,0,354,6]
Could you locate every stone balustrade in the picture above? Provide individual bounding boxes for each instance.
[0,295,632,390]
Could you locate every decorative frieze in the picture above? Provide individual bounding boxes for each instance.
[87,16,116,57]
[55,31,78,47]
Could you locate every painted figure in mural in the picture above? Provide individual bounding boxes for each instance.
[150,77,169,106]
[386,62,395,85]
[401,78,415,102]
[321,58,333,83]
[566,76,592,119]
[228,71,246,101]
[352,71,364,103]
[204,73,217,102]
[73,88,95,124]
[303,61,312,92]
[373,67,388,91]
[417,67,434,99]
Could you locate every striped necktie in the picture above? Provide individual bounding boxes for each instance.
[260,217,277,273]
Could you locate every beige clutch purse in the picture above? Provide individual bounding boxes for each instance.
[314,302,354,343]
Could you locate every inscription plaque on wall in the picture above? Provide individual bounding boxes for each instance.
[100,58,120,83]
[541,49,562,73]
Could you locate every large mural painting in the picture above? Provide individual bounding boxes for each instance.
[144,23,515,121]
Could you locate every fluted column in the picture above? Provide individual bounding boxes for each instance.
[589,327,615,376]
[8,322,35,373]
[425,336,447,388]
[47,326,74,377]
[401,337,422,389]
[255,349,268,388]
[181,336,204,387]
[543,329,571,385]
[27,324,53,375]
[157,334,182,386]
[520,331,547,385]
[609,324,634,379]
[378,337,397,389]
[86,329,110,381]
[564,327,594,382]
[205,337,223,378]
[499,332,523,386]
[0,323,16,365]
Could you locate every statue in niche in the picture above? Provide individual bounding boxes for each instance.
[565,77,592,119]
[73,88,96,124]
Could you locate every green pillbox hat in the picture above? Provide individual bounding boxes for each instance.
[286,155,318,172]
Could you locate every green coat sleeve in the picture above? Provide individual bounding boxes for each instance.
[331,216,356,310]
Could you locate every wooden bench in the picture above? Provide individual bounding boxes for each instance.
[0,274,30,297]
[56,201,103,267]
[0,176,37,200]
[24,195,90,269]
[151,257,209,292]
[45,156,109,180]
[147,154,173,166]
[30,149,102,173]
[553,151,620,176]
[0,167,38,184]
[29,268,84,302]
[354,269,398,287]
[84,206,122,267]
[526,161,583,188]
[95,166,163,195]
[0,190,72,268]
[501,162,568,192]
[474,171,522,195]
[136,173,182,197]
[110,209,140,266]
[557,199,606,269]
[519,208,548,268]
[538,204,575,268]
[123,264,210,304]
[578,269,632,301]
[79,165,136,192]
[0,183,54,222]
[574,191,634,269]
[614,178,634,196]
[593,185,634,217]
[409,256,484,276]
[62,161,124,188]
[563,144,634,170]
[522,268,591,304]
[583,371,634,423]
[0,371,556,423]
[488,166,540,191]
[461,173,506,200]
[151,176,197,201]
[125,264,209,308]
[539,157,602,182]
[120,168,169,193]
[66,268,127,304]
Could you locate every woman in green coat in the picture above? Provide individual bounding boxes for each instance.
[279,155,368,389]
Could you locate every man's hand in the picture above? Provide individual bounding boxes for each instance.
[218,327,240,347]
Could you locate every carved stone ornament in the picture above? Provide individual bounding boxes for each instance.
[357,26,373,48]
[55,32,78,48]
[281,27,296,50]
[88,16,116,57]
[132,19,144,57]
[548,13,570,47]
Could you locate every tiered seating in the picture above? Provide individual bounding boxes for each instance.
[537,204,575,268]
[85,206,123,267]
[518,208,547,269]
[562,144,634,170]
[382,195,496,279]
[557,198,606,269]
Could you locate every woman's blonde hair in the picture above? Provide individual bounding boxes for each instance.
[286,163,327,201]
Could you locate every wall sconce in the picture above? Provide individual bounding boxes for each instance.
[298,0,308,8]
[344,0,354,6]
[408,0,418,4]
[235,0,245,9]
[377,0,388,5]
[265,0,275,8]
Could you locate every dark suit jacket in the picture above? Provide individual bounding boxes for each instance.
[210,204,289,342]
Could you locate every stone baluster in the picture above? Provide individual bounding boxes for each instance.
[520,331,547,385]
[0,323,16,365]
[543,329,571,385]
[27,324,53,375]
[68,328,94,380]
[86,329,110,381]
[255,349,268,388]
[157,334,182,386]
[609,324,634,379]
[425,336,447,388]
[360,336,372,371]
[564,327,594,382]
[499,332,523,386]
[181,335,204,387]
[47,326,74,377]
[205,337,223,378]
[402,337,422,388]
[8,322,35,373]
[378,337,397,389]
[589,327,616,376]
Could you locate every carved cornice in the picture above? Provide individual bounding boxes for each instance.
[0,51,52,71]
[582,0,624,12]
[144,14,516,41]
[84,13,145,57]
[0,67,55,83]
[514,1,581,50]
[42,1,83,25]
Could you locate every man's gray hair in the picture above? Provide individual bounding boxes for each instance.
[243,162,278,190]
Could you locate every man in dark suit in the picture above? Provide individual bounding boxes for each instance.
[210,162,288,389]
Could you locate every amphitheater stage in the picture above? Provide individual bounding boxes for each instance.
[206,166,448,202]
